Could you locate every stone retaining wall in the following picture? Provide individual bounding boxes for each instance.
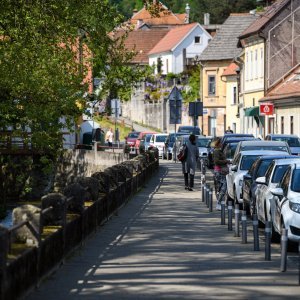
[0,153,158,300]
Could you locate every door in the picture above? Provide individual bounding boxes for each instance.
[268,117,275,134]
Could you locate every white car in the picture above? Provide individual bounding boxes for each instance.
[149,134,168,158]
[255,157,300,226]
[227,150,281,205]
[269,162,300,242]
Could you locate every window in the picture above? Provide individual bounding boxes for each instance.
[157,57,162,74]
[246,52,249,80]
[260,48,264,77]
[290,116,294,134]
[233,86,237,104]
[250,51,253,80]
[255,49,258,78]
[166,59,169,73]
[280,116,284,134]
[194,36,201,44]
[208,75,216,95]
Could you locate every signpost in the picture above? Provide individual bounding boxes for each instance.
[189,100,203,132]
[168,86,182,162]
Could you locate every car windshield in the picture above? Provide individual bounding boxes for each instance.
[271,165,290,183]
[198,139,211,147]
[291,169,300,192]
[156,135,167,143]
[240,155,260,170]
[256,160,273,178]
[225,143,238,159]
[128,132,139,138]
[241,145,289,153]
[273,137,300,147]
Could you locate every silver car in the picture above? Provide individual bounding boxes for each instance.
[233,140,291,159]
[255,157,300,228]
[265,134,300,156]
[269,162,300,242]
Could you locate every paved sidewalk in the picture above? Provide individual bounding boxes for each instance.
[26,161,299,300]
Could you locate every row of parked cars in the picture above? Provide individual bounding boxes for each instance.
[218,133,300,244]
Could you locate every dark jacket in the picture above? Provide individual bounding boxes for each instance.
[213,148,227,167]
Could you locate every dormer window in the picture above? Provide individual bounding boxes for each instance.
[194,36,201,44]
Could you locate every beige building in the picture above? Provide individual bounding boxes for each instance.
[221,62,240,134]
[199,13,259,136]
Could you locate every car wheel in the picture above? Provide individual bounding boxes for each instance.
[249,195,256,219]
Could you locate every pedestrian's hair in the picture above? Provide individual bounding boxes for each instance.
[214,137,222,147]
[189,134,196,143]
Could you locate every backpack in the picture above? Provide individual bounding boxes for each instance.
[177,144,188,162]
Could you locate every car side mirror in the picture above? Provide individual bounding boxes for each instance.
[244,173,251,180]
[230,165,238,172]
[270,187,284,197]
[255,176,266,185]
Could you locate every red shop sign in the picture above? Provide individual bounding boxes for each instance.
[260,103,274,115]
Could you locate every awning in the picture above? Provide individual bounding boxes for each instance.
[244,106,259,116]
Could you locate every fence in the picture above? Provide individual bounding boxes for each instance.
[0,157,158,300]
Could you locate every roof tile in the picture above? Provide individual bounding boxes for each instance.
[148,23,198,55]
[199,13,259,61]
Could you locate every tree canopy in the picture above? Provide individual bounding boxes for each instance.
[0,0,145,153]
[111,0,261,24]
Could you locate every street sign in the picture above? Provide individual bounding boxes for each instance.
[189,101,203,116]
[260,103,274,115]
[168,86,182,124]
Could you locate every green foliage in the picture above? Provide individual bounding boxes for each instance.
[111,0,258,24]
[182,66,200,103]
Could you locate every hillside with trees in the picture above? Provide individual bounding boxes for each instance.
[110,0,271,24]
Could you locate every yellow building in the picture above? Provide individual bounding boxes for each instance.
[238,38,265,137]
[199,13,259,136]
[221,62,240,134]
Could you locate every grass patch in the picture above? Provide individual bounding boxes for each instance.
[94,116,132,140]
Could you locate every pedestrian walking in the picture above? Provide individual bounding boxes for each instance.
[105,127,114,147]
[225,126,233,133]
[213,137,230,210]
[182,134,199,191]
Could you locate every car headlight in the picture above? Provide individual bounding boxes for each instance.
[239,179,243,186]
[289,201,300,213]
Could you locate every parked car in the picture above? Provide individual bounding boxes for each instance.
[163,132,187,160]
[177,125,201,135]
[197,136,213,160]
[135,131,156,153]
[265,134,300,156]
[125,131,140,147]
[255,157,300,230]
[139,133,153,152]
[233,140,291,159]
[226,150,282,205]
[149,133,168,158]
[242,154,295,216]
[269,162,300,242]
[221,133,255,146]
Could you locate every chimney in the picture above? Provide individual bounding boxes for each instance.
[204,13,210,26]
[185,3,190,24]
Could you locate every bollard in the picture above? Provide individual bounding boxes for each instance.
[265,221,272,261]
[209,187,213,212]
[201,184,205,202]
[206,185,210,207]
[234,204,240,237]
[280,228,288,272]
[241,211,247,244]
[252,214,260,251]
[298,240,300,285]
[227,200,233,231]
[221,200,226,225]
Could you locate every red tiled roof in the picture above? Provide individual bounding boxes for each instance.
[239,0,289,38]
[222,62,239,76]
[123,29,170,63]
[260,66,300,101]
[131,6,186,26]
[148,23,198,55]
